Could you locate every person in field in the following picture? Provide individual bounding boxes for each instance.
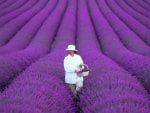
[64,44,84,99]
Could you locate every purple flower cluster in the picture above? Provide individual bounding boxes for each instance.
[0,0,38,27]
[0,0,48,46]
[106,0,150,45]
[124,0,150,18]
[0,0,29,17]
[116,0,150,28]
[134,0,150,11]
[0,0,57,54]
[0,0,20,12]
[96,0,150,56]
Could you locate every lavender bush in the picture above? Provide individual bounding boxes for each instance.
[0,0,6,5]
[106,0,150,45]
[96,0,150,56]
[0,0,28,17]
[0,0,57,54]
[76,0,150,112]
[0,0,67,91]
[0,0,77,112]
[116,0,150,28]
[143,0,150,5]
[125,0,150,18]
[0,69,75,113]
[0,0,18,10]
[134,0,150,11]
[88,0,150,92]
[0,0,48,46]
[0,0,38,27]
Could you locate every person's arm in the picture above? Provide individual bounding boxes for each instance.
[64,58,76,73]
[79,56,84,66]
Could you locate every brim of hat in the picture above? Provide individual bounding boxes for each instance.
[66,49,78,51]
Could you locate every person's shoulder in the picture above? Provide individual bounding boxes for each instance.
[64,55,69,60]
[75,54,81,58]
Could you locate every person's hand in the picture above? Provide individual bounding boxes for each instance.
[75,69,80,73]
[79,63,84,67]
[75,70,78,73]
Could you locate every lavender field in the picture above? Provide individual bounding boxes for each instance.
[0,0,150,113]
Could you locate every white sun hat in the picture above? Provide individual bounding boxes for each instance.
[66,44,78,51]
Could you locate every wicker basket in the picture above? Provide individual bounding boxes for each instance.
[77,64,89,77]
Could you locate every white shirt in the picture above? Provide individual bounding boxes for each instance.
[64,54,84,84]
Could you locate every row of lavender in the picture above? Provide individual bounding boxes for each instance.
[0,0,60,90]
[0,0,149,91]
[0,0,150,112]
[0,0,77,112]
[77,0,150,112]
[92,0,150,93]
